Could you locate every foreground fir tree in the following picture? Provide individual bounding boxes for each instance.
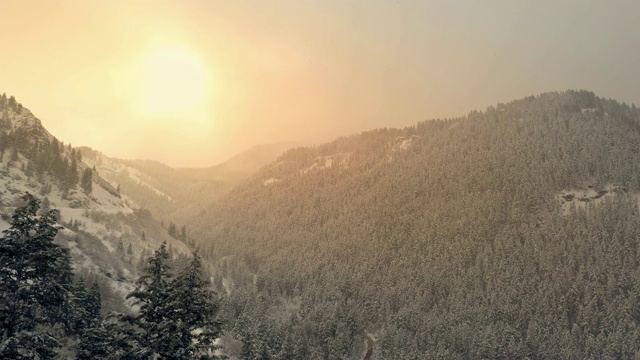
[77,316,142,359]
[126,242,174,358]
[68,277,101,335]
[80,242,223,359]
[0,193,73,358]
[165,252,222,358]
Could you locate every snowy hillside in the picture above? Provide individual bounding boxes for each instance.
[78,147,173,203]
[0,95,192,312]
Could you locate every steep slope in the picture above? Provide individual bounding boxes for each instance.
[190,90,640,358]
[78,141,301,230]
[0,94,192,313]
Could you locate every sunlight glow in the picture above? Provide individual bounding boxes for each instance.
[142,45,208,117]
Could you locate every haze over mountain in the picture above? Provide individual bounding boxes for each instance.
[5,0,640,358]
[0,94,195,317]
[2,1,640,166]
[76,140,303,228]
[178,90,640,358]
[5,89,640,358]
[0,93,236,358]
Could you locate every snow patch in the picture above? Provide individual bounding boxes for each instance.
[392,135,418,152]
[557,183,633,215]
[387,135,419,161]
[263,177,279,186]
[301,153,351,174]
[82,152,172,201]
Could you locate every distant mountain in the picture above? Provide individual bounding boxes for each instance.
[79,141,302,229]
[179,141,305,182]
[185,90,640,358]
[8,90,640,358]
[0,94,192,314]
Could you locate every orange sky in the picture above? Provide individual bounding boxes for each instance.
[1,1,639,167]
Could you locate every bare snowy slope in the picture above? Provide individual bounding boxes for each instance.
[0,95,192,312]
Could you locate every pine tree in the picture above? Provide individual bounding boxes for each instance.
[122,244,223,359]
[117,238,124,257]
[164,253,222,359]
[0,193,74,358]
[80,168,92,194]
[68,278,101,335]
[77,315,141,360]
[168,222,177,238]
[88,282,101,324]
[7,95,16,111]
[124,242,173,359]
[78,242,224,359]
[179,225,187,242]
[67,156,78,189]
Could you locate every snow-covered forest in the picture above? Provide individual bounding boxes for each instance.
[5,91,640,358]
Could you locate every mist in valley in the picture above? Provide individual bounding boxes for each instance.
[2,1,640,359]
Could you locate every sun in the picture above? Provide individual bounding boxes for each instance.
[142,45,208,117]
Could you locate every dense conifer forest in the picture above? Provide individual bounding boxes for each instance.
[0,194,222,359]
[5,90,640,358]
[186,90,640,358]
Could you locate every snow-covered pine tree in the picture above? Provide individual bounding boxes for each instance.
[79,243,224,359]
[80,168,92,194]
[165,252,222,359]
[0,193,73,358]
[124,242,174,358]
[68,277,101,335]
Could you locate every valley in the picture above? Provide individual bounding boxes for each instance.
[4,90,640,358]
[4,2,640,358]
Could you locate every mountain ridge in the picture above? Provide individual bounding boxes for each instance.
[180,89,640,358]
[5,89,640,358]
[0,93,195,316]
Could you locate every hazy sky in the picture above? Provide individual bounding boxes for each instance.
[1,1,639,167]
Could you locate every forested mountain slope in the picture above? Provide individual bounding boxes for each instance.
[0,94,192,315]
[191,90,640,358]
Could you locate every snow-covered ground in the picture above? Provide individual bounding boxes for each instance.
[301,153,351,174]
[80,148,173,202]
[263,177,279,186]
[557,183,636,215]
[0,107,193,312]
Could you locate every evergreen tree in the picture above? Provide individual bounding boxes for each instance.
[164,253,222,359]
[124,242,173,359]
[88,282,101,324]
[168,222,177,238]
[0,193,73,358]
[179,225,187,242]
[77,315,141,360]
[107,244,225,359]
[67,155,78,189]
[117,238,124,257]
[80,168,92,194]
[127,243,133,261]
[7,95,16,111]
[68,278,101,335]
